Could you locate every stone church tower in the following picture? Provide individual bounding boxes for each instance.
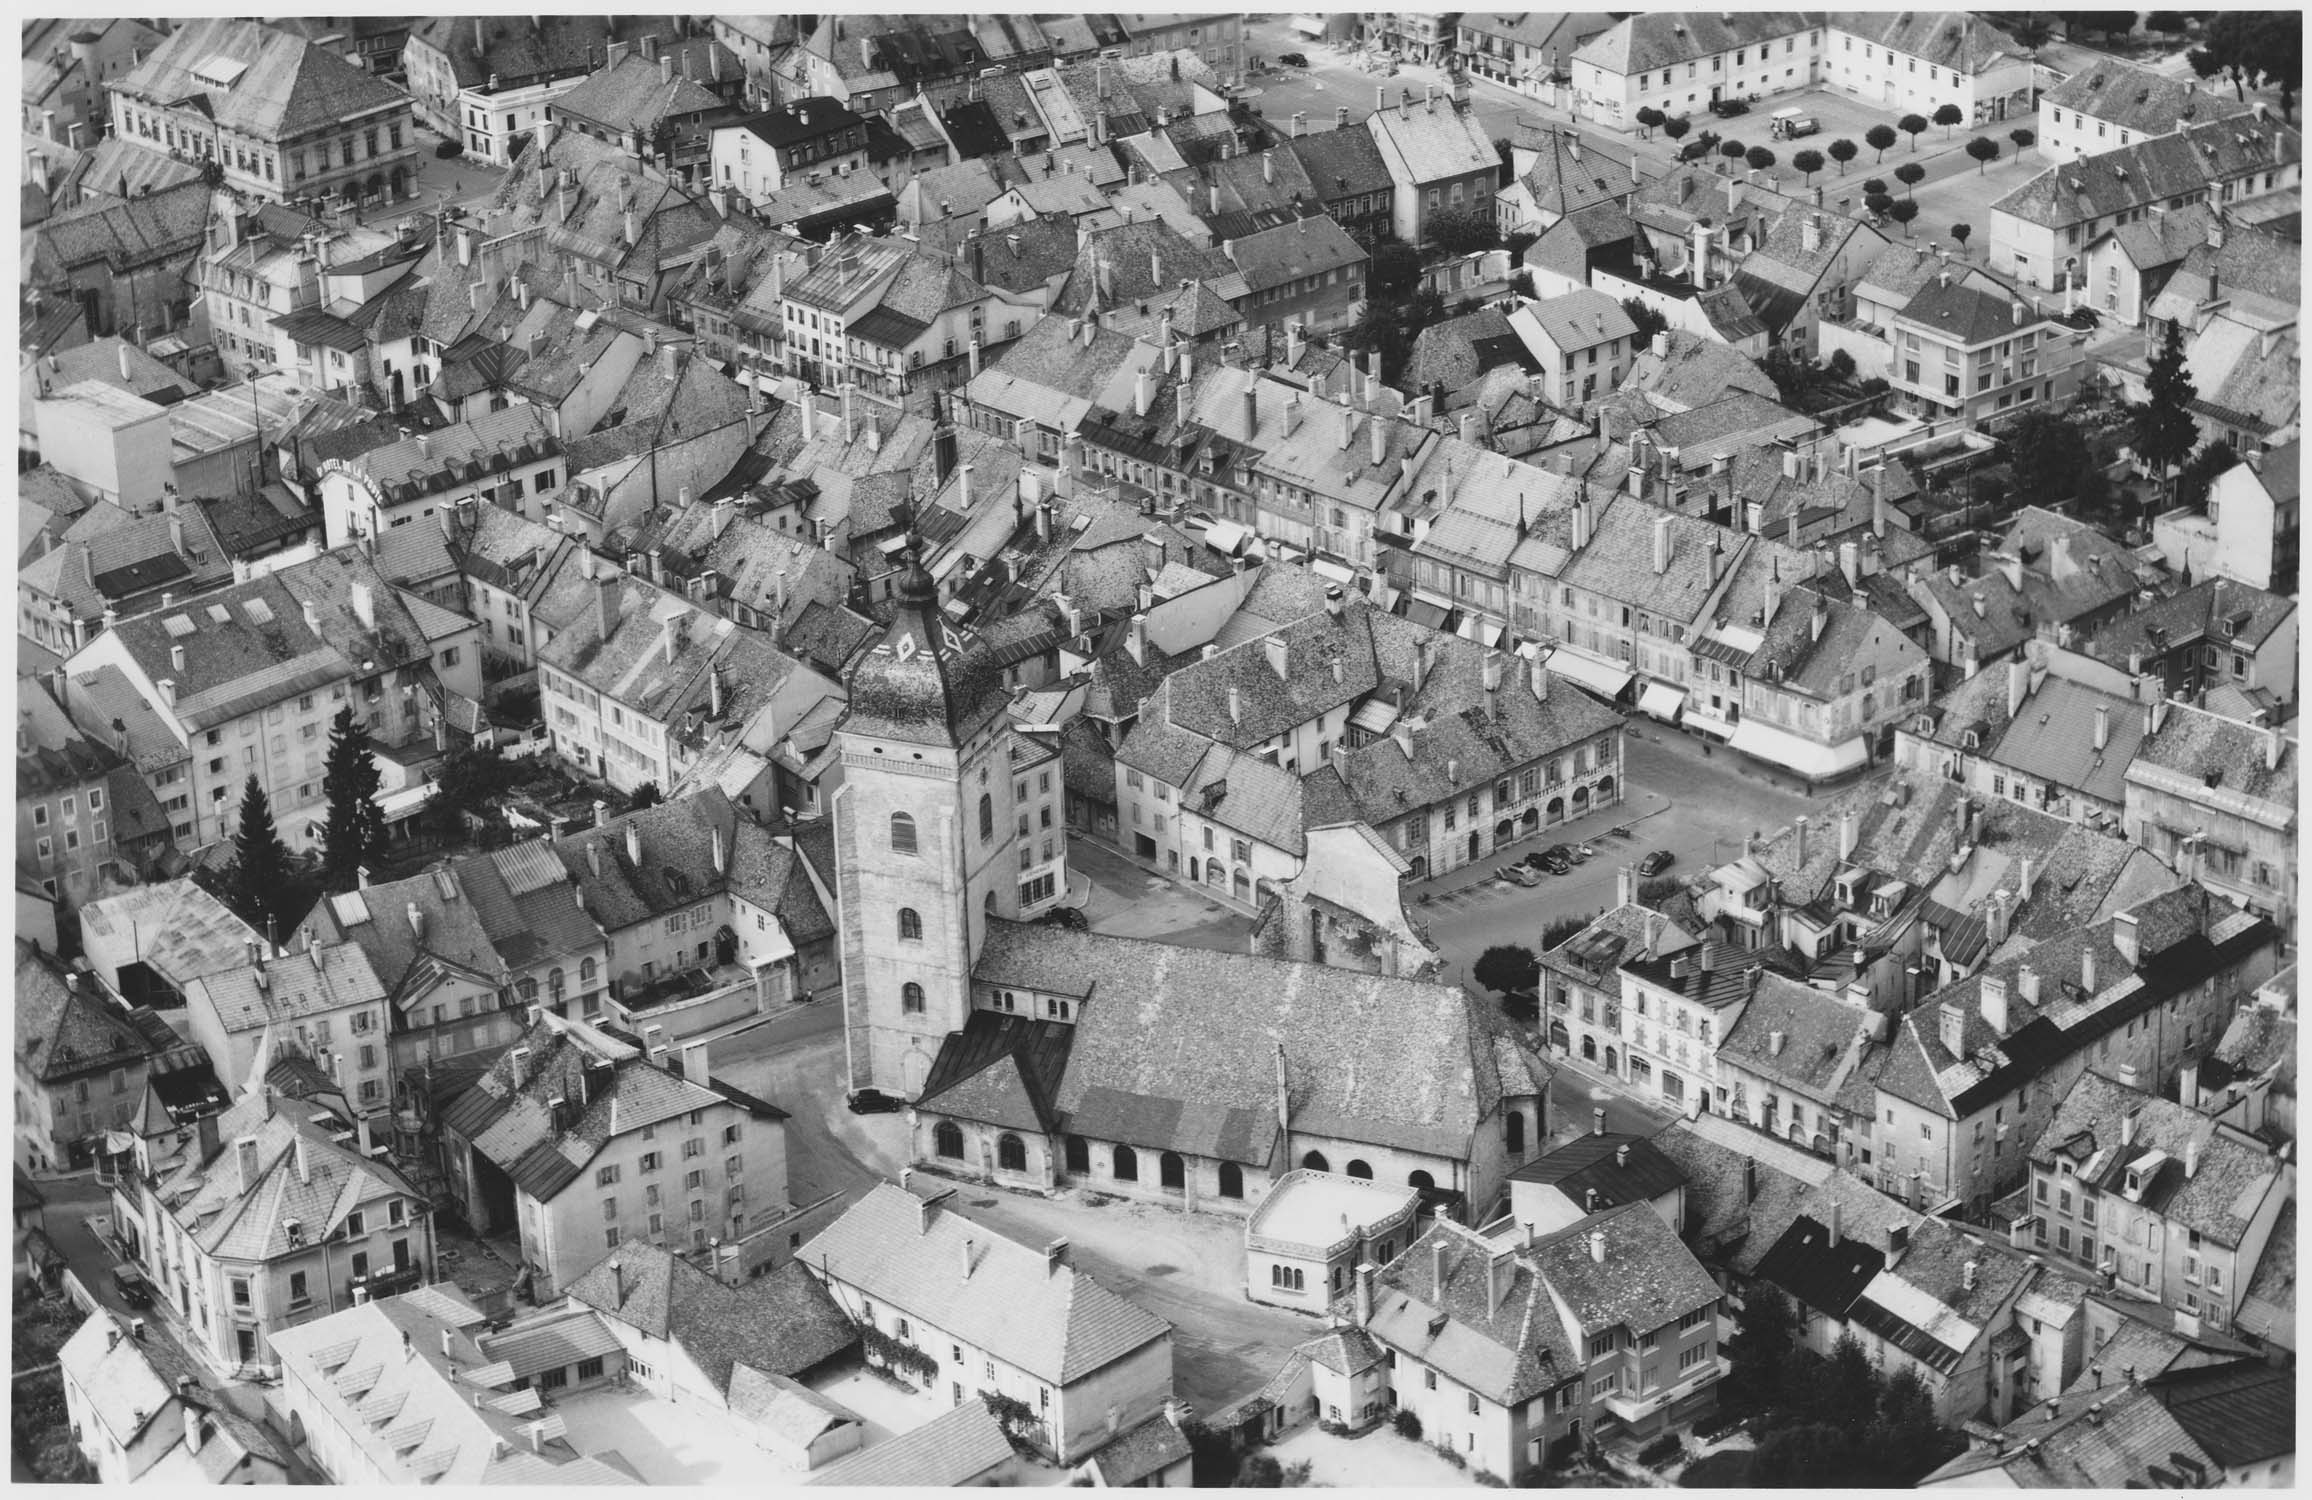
[828,553,1041,1099]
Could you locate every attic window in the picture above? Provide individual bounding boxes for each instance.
[206,604,232,625]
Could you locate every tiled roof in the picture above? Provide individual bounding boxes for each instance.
[407,16,676,93]
[1718,973,1875,1107]
[566,1242,854,1389]
[1287,125,1395,201]
[1359,1219,1574,1405]
[116,17,407,139]
[16,942,155,1084]
[1516,287,1637,355]
[2030,1069,2285,1249]
[552,42,735,134]
[1828,11,2027,73]
[1923,1379,2213,1487]
[2128,700,2294,820]
[805,1396,1015,1487]
[180,943,387,1036]
[1575,12,1815,75]
[1508,1130,1685,1207]
[970,918,1541,1163]
[1365,92,1497,185]
[156,1086,421,1263]
[1992,113,2300,230]
[2041,58,2258,137]
[1985,674,2144,807]
[1222,213,1365,294]
[2149,1359,2296,1468]
[800,1183,1170,1385]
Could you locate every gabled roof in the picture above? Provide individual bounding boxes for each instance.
[2041,58,2258,138]
[116,17,407,138]
[804,1396,1014,1487]
[799,1183,1170,1385]
[1508,1130,1685,1207]
[1575,12,1816,76]
[565,1241,854,1389]
[16,941,155,1084]
[1993,112,2301,230]
[155,1086,422,1262]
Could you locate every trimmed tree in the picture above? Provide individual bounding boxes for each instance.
[2131,319,2201,511]
[2007,13,2055,48]
[1663,114,1691,141]
[1932,102,1964,139]
[2010,126,2035,158]
[319,706,386,893]
[1893,160,1927,195]
[1427,203,1501,255]
[1635,105,1665,138]
[1720,138,1748,160]
[1745,144,1776,173]
[1898,112,1929,151]
[1864,190,1896,218]
[1827,136,1858,174]
[629,780,664,811]
[1865,122,1898,162]
[1862,176,1888,197]
[1473,944,1541,996]
[1950,222,1973,253]
[1965,135,2001,173]
[1792,147,1824,183]
[230,775,296,937]
[1888,199,1921,236]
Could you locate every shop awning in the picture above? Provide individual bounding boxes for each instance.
[1405,599,1449,630]
[1685,705,1737,740]
[1454,615,1505,646]
[1639,682,1687,722]
[1349,698,1401,735]
[1310,558,1356,585]
[1728,720,1869,780]
[1290,14,1326,36]
[1202,519,1250,556]
[1544,650,1634,700]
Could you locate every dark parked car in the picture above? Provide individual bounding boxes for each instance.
[1277,51,1309,67]
[846,1089,905,1115]
[112,1266,154,1308]
[1708,96,1750,117]
[1039,906,1090,931]
[1638,849,1675,877]
[1538,843,1574,874]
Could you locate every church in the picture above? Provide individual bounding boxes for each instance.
[832,554,1550,1223]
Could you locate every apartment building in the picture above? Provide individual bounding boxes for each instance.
[15,944,163,1173]
[2125,702,2295,929]
[110,1085,434,1376]
[62,548,482,854]
[1572,12,1820,134]
[317,407,564,548]
[401,17,680,161]
[110,17,414,208]
[1989,110,2300,292]
[2153,444,2301,595]
[1365,84,1500,247]
[1821,12,2035,127]
[801,1181,1175,1465]
[2038,59,2258,163]
[438,1012,788,1293]
[711,98,869,202]
[179,942,394,1119]
[2025,1070,2291,1335]
[18,671,171,909]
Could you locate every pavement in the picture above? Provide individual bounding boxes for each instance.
[1069,836,1260,954]
[1238,18,1531,152]
[1410,720,1828,990]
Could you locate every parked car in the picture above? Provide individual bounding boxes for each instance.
[1709,96,1750,117]
[112,1266,154,1308]
[846,1089,905,1115]
[1638,849,1675,877]
[1039,906,1090,931]
[1277,51,1310,67]
[1538,843,1574,874]
[1679,129,1722,162]
[1502,864,1544,887]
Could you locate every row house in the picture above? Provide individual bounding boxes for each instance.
[401,16,678,162]
[1220,214,1369,336]
[536,574,843,798]
[180,941,394,1118]
[317,405,564,548]
[1539,897,1698,1070]
[1725,580,1933,785]
[1571,12,1821,134]
[548,36,748,191]
[24,178,212,347]
[2083,576,2297,715]
[2155,444,2300,597]
[62,549,483,854]
[1988,109,2300,293]
[21,19,167,163]
[1826,272,2090,428]
[1458,14,1617,101]
[1902,508,2150,683]
[2025,1068,2291,1336]
[1863,885,2280,1219]
[1821,12,2035,127]
[110,17,415,208]
[59,1308,290,1484]
[1616,940,1762,1117]
[439,1010,788,1294]
[1357,1207,1727,1474]
[111,1084,435,1376]
[441,498,596,674]
[1286,122,1397,249]
[2125,702,2296,931]
[710,97,870,202]
[15,945,165,1173]
[1364,82,1500,248]
[18,671,172,910]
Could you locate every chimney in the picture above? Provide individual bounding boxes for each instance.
[235,1138,261,1195]
[1828,1201,1843,1246]
[1369,410,1386,467]
[625,820,643,869]
[407,902,426,940]
[2007,657,2030,718]
[1981,973,2009,1035]
[1770,1029,1786,1057]
[2111,911,2139,966]
[2094,704,2110,751]
[1838,810,1857,861]
[1588,1230,1606,1264]
[1940,1002,1965,1057]
[1794,815,1809,868]
[1355,1262,1375,1325]
[1963,1259,1979,1293]
[1432,1238,1449,1291]
[1652,514,1672,574]
[1274,1043,1290,1132]
[1044,1239,1069,1277]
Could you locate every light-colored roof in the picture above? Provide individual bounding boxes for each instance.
[1247,1169,1421,1252]
[798,1183,1171,1385]
[805,1396,1014,1487]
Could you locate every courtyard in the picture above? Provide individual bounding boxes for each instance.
[1266,1423,1494,1489]
[549,1385,775,1486]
